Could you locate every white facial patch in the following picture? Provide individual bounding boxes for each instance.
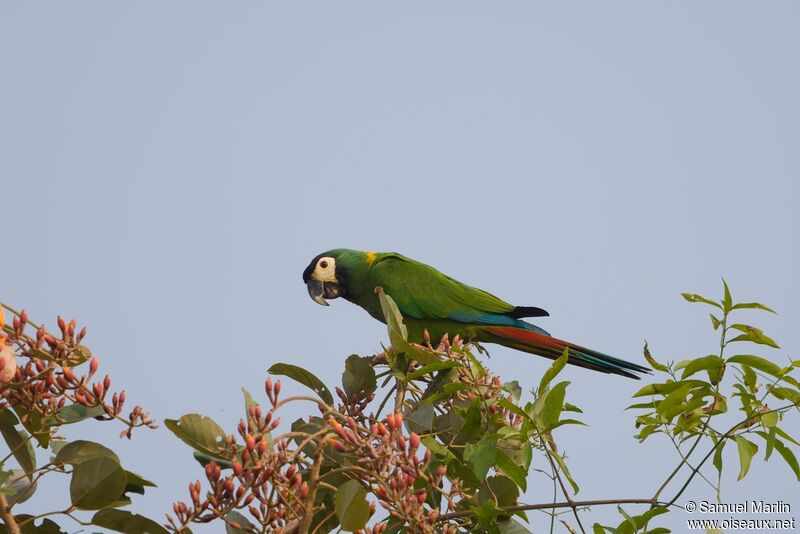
[314,256,337,282]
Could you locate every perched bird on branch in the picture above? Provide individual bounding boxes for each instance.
[303,249,649,379]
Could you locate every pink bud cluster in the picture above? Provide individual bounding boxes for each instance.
[0,307,156,440]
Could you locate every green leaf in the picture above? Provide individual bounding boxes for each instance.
[772,439,800,481]
[713,438,725,478]
[539,348,569,394]
[632,380,707,398]
[2,515,66,534]
[727,325,779,349]
[421,436,455,461]
[0,409,36,479]
[503,381,523,401]
[709,314,721,330]
[643,342,668,372]
[92,509,169,534]
[377,288,408,344]
[242,388,257,415]
[539,381,570,430]
[592,524,608,534]
[69,345,93,365]
[225,510,255,533]
[123,470,157,496]
[48,403,106,425]
[681,293,722,309]
[342,355,377,397]
[495,450,527,491]
[54,440,120,465]
[727,355,784,377]
[479,475,519,507]
[722,279,732,312]
[267,363,333,405]
[70,456,127,510]
[655,383,693,417]
[464,436,497,480]
[335,479,370,532]
[405,360,460,381]
[550,452,579,494]
[681,355,724,382]
[164,414,228,461]
[735,435,758,481]
[461,399,482,441]
[731,302,777,314]
[405,402,434,433]
[616,506,668,534]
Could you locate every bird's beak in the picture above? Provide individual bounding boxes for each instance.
[306,279,329,306]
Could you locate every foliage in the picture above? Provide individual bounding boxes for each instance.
[0,304,160,534]
[165,282,799,533]
[2,280,797,533]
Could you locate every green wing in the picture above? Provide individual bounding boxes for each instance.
[370,254,516,321]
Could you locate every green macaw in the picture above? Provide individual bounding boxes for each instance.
[302,249,650,379]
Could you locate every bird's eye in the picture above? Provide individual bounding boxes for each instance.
[320,260,328,269]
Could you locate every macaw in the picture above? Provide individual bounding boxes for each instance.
[302,249,649,379]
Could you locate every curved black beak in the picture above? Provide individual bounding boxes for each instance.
[306,279,329,306]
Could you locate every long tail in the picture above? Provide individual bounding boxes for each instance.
[482,325,651,379]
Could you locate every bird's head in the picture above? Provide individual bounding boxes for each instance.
[302,250,347,306]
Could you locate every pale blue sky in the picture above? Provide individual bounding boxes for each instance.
[1,2,798,532]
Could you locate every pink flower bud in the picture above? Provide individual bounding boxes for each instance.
[89,358,99,374]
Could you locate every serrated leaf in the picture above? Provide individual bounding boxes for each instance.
[335,479,370,532]
[92,509,169,534]
[267,363,333,405]
[70,456,127,510]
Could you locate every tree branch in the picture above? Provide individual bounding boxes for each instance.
[438,498,660,521]
[0,493,20,534]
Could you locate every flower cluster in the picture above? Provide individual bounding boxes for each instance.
[0,305,156,441]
